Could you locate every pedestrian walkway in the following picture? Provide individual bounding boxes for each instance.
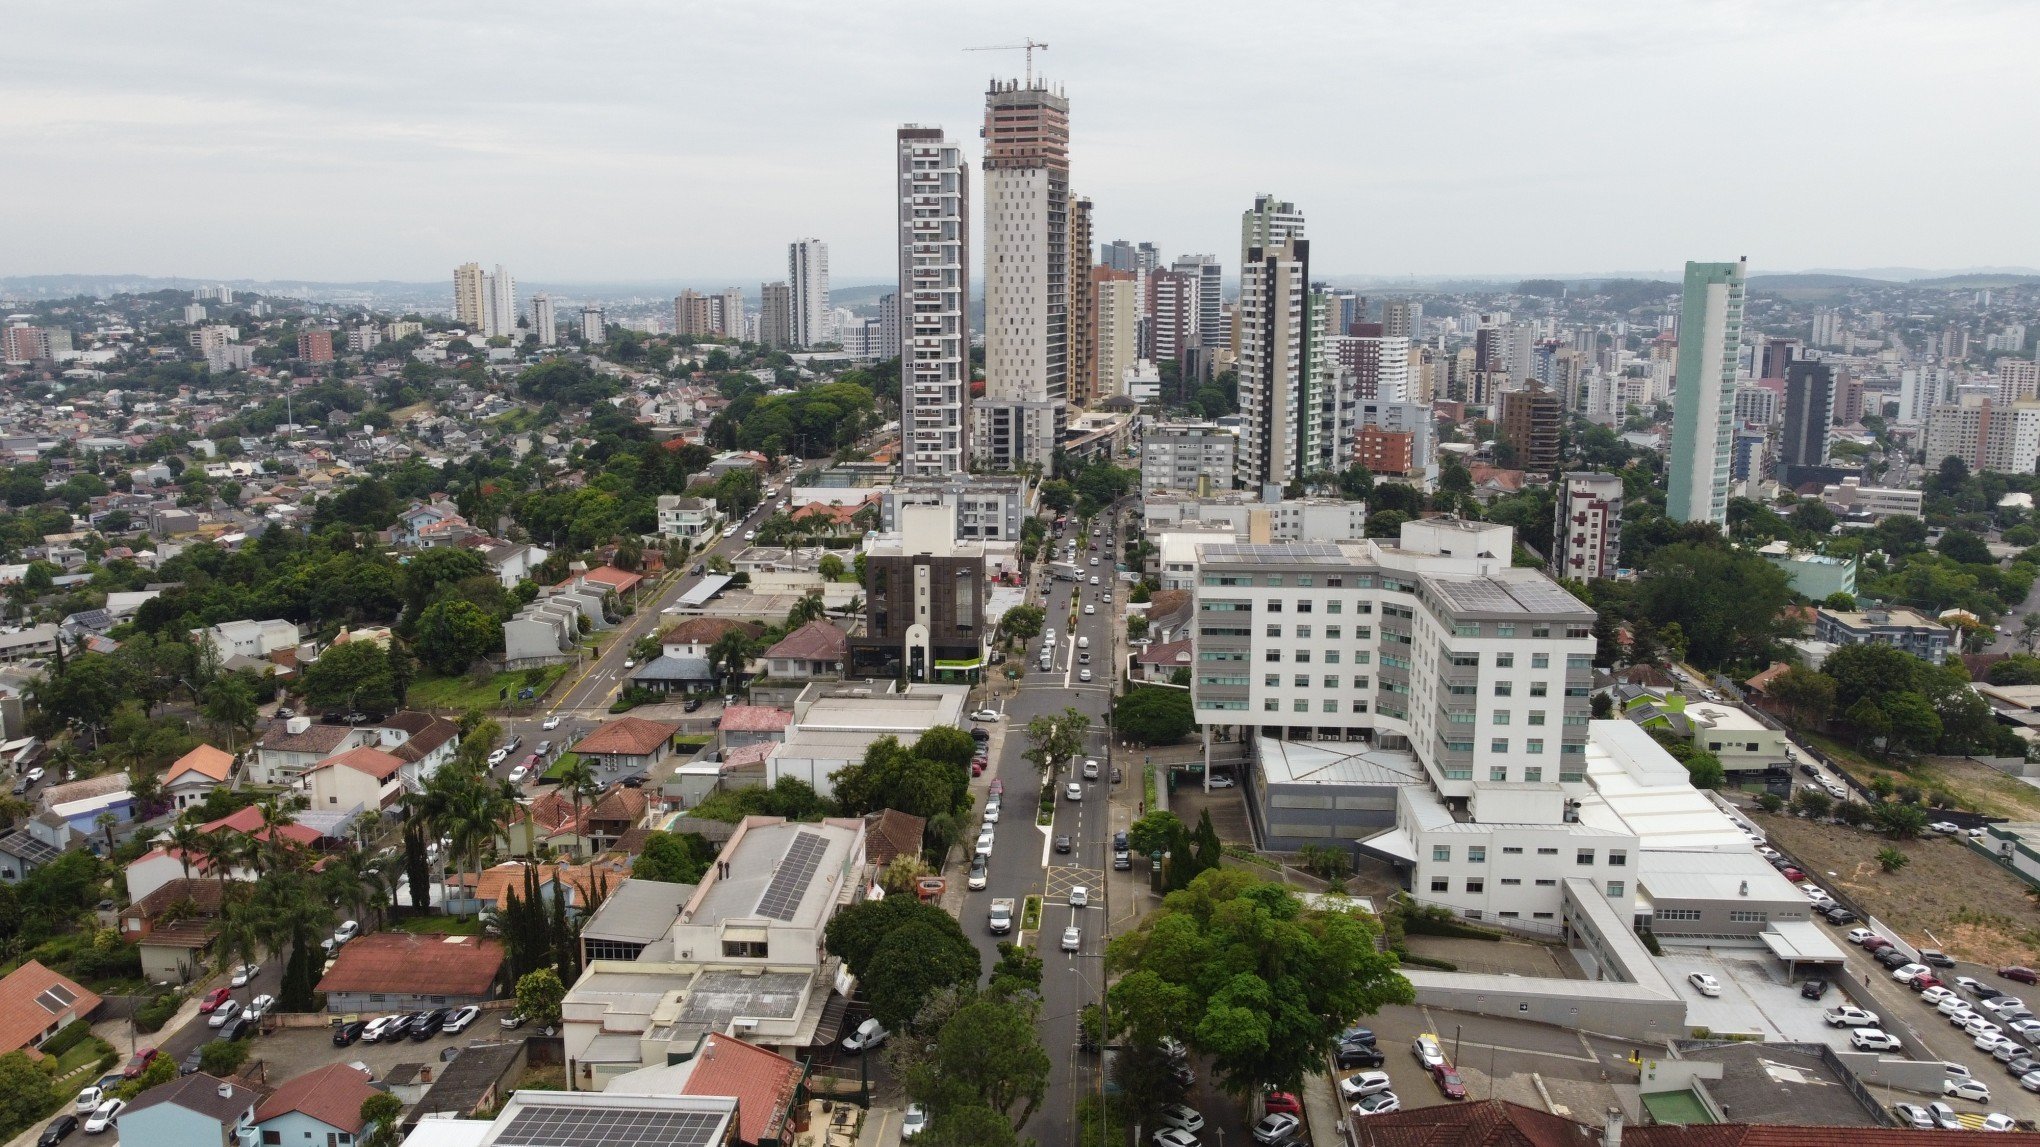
[1300,1068,1347,1146]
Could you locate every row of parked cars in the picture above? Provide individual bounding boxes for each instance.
[332,1005,484,1045]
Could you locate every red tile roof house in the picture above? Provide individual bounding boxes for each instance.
[253,1061,379,1145]
[573,717,682,771]
[501,784,649,859]
[119,877,225,982]
[315,932,504,1014]
[1133,638,1192,684]
[609,1032,803,1147]
[124,803,326,904]
[556,564,644,599]
[304,744,407,816]
[0,961,102,1056]
[717,705,792,753]
[162,743,233,811]
[759,620,848,680]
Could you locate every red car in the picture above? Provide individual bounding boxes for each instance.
[122,1047,159,1079]
[1861,936,1893,953]
[989,778,1004,796]
[1263,1092,1302,1117]
[1781,867,1806,882]
[2002,966,2040,985]
[1433,1064,1468,1100]
[198,987,233,1014]
[1909,973,1944,992]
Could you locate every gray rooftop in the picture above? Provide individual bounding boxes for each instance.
[1424,572,1594,619]
[580,878,693,947]
[687,820,856,932]
[1196,542,1348,566]
[674,968,811,1028]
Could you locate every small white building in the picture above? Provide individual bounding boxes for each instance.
[192,618,300,662]
[1684,702,1787,774]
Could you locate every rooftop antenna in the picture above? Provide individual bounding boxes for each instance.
[964,39,1049,86]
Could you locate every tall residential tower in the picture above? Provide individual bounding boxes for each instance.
[1666,258,1747,525]
[896,125,972,478]
[788,239,830,348]
[976,77,1070,473]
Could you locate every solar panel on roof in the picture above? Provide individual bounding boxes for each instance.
[494,1104,724,1147]
[35,984,75,1013]
[755,830,829,921]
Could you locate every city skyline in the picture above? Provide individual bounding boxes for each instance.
[4,2,2038,283]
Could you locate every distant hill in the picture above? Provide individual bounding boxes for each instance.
[1746,273,1886,290]
[1908,273,2040,289]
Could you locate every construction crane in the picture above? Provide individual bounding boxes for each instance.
[964,39,1049,86]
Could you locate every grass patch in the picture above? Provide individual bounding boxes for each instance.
[393,915,483,936]
[1802,731,2040,821]
[541,752,581,782]
[409,663,570,712]
[1021,894,1043,932]
[56,1037,111,1076]
[1143,764,1158,810]
[673,734,712,749]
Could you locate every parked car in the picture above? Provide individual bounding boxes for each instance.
[1062,926,1081,952]
[1852,1028,1902,1051]
[499,1012,527,1031]
[1433,1065,1468,1100]
[2003,967,2040,984]
[1338,1070,1393,1099]
[1412,1034,1446,1069]
[1893,1102,1935,1129]
[968,857,989,890]
[1893,963,1932,983]
[1861,936,1894,953]
[1923,986,1959,1006]
[1207,774,1237,789]
[1921,949,1956,968]
[1263,1092,1303,1117]
[333,1020,366,1046]
[1351,1092,1402,1117]
[199,987,232,1014]
[1252,1113,1302,1144]
[1846,928,1877,945]
[83,1099,122,1135]
[207,1000,241,1029]
[246,994,274,1020]
[409,1008,450,1040]
[1928,1101,1964,1130]
[1336,1042,1386,1068]
[443,1005,481,1034]
[37,1114,77,1146]
[1801,979,1831,999]
[1688,973,1723,998]
[843,1018,888,1053]
[1985,997,2028,1016]
[899,1104,928,1140]
[229,962,260,987]
[1947,1077,1993,1102]
[1825,1006,1880,1028]
[178,1046,205,1076]
[1151,1131,1199,1147]
[1820,905,1859,925]
[970,709,1002,723]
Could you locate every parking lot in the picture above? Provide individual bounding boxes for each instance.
[1657,948,1853,1044]
[1339,1004,1634,1128]
[236,1014,522,1085]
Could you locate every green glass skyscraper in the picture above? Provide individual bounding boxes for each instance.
[1667,258,1747,525]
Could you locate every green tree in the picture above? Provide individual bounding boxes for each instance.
[1634,541,1794,668]
[630,831,713,884]
[414,599,500,676]
[1765,666,1838,728]
[1938,528,1993,565]
[1877,846,1911,873]
[201,674,261,750]
[1112,686,1193,746]
[1106,868,1412,1098]
[818,553,846,581]
[865,917,983,1030]
[1682,750,1725,790]
[360,1092,406,1147]
[825,896,972,981]
[0,1050,55,1138]
[301,639,397,714]
[1126,810,1187,858]
[988,942,1044,999]
[920,1106,1020,1147]
[1845,697,1893,750]
[1881,691,1944,754]
[199,1037,251,1076]
[1871,800,1928,840]
[515,967,566,1028]
[998,604,1046,644]
[911,994,1050,1132]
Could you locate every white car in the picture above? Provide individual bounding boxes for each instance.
[508,764,530,784]
[1084,604,1095,615]
[842,1018,887,1052]
[1066,782,1082,801]
[900,1104,929,1140]
[1062,925,1081,952]
[1846,928,1876,945]
[1985,997,2028,1016]
[1351,1091,1402,1116]
[208,999,241,1028]
[1756,845,1780,859]
[1253,1113,1303,1143]
[1893,963,1931,983]
[1157,1105,1204,1133]
[541,715,561,730]
[487,748,510,766]
[1078,668,1093,682]
[1966,1016,2005,1039]
[84,1098,123,1134]
[1931,821,1962,835]
[1929,1101,1963,1130]
[967,863,988,891]
[1688,973,1723,998]
[1947,1077,1993,1103]
[1982,1113,2018,1131]
[1852,1028,1902,1051]
[23,767,42,784]
[1956,976,1990,995]
[974,832,995,857]
[230,962,260,987]
[1088,556,1099,567]
[1082,758,1100,779]
[1824,1006,1879,1028]
[246,993,275,1019]
[334,919,359,942]
[981,804,1000,824]
[1338,1070,1394,1098]
[444,1005,481,1034]
[1070,886,1089,907]
[743,530,756,541]
[1412,1035,1446,1069]
[1945,1062,1976,1081]
[1922,986,1958,1006]
[75,1086,104,1114]
[970,709,1002,722]
[1089,575,1100,585]
[1893,1102,1935,1129]
[2010,1018,2040,1041]
[1152,1130,1200,1147]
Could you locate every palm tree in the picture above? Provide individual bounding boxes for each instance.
[167,821,206,882]
[787,594,827,627]
[321,850,376,931]
[554,757,600,860]
[196,829,244,898]
[708,630,752,693]
[95,812,117,856]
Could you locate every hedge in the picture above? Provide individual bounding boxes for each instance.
[39,1019,93,1058]
[1392,950,1459,972]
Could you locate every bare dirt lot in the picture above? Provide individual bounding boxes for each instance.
[1804,734,2040,821]
[1755,810,2040,966]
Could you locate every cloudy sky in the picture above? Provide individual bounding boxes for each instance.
[6,0,2035,284]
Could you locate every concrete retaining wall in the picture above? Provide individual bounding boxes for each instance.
[1403,969,1689,1042]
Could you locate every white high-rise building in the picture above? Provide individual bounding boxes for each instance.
[1235,198,1312,493]
[480,265,517,340]
[1173,255,1224,351]
[1555,472,1624,582]
[453,262,485,330]
[976,77,1071,474]
[1093,272,1140,402]
[530,294,557,346]
[714,288,745,339]
[1666,258,1748,526]
[897,128,970,477]
[580,305,605,342]
[788,239,830,348]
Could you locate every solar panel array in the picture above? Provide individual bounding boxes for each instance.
[755,831,829,921]
[35,984,75,1014]
[1199,542,1347,565]
[494,1104,725,1147]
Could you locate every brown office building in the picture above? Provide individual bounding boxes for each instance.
[1498,384,1561,472]
[1355,425,1416,479]
[849,504,989,682]
[297,329,334,363]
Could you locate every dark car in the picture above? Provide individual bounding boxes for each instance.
[333,1021,366,1046]
[1973,984,2006,1001]
[970,727,990,743]
[1876,948,1913,969]
[1055,835,1071,854]
[1113,831,1129,851]
[1433,1065,1469,1100]
[2004,967,2040,985]
[1335,1043,1386,1068]
[218,1015,254,1041]
[1801,979,1831,999]
[1341,1026,1377,1045]
[690,563,705,576]
[37,1114,77,1147]
[1921,949,1956,968]
[1821,906,1859,925]
[683,697,704,713]
[1799,763,1819,777]
[410,1008,451,1040]
[2007,1054,2037,1078]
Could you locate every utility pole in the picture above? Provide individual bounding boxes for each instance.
[963,38,1050,85]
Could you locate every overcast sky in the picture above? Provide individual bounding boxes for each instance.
[6,0,2036,285]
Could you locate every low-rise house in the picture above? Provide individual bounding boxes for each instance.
[124,804,322,903]
[1686,702,1787,774]
[0,810,75,883]
[162,743,234,810]
[38,770,134,838]
[190,618,299,662]
[0,624,59,663]
[656,494,719,539]
[315,932,504,1013]
[0,960,101,1055]
[1814,606,1954,665]
[578,877,694,964]
[305,744,407,814]
[248,717,370,787]
[759,620,847,680]
[718,705,792,753]
[659,617,758,660]
[862,808,926,867]
[371,710,462,775]
[572,718,681,773]
[627,653,715,695]
[119,877,223,982]
[115,1072,260,1147]
[454,859,627,915]
[609,1033,802,1147]
[504,598,583,663]
[557,564,642,600]
[252,1062,377,1145]
[1133,638,1192,683]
